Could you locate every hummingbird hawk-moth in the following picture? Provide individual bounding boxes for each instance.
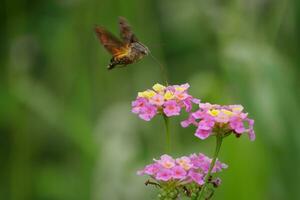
[94,17,149,70]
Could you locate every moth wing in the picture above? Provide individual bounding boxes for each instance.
[119,16,139,44]
[94,26,127,56]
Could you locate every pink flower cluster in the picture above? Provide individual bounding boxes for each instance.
[181,103,255,140]
[137,154,227,185]
[132,83,199,121]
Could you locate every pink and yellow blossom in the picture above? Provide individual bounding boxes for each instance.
[132,83,199,121]
[137,153,227,186]
[181,102,255,141]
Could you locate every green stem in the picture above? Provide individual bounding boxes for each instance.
[163,114,171,153]
[197,135,223,200]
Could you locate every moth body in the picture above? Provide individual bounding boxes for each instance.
[108,42,149,69]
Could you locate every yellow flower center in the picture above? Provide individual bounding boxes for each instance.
[175,86,185,92]
[164,91,174,100]
[221,109,233,116]
[138,90,156,99]
[152,83,166,92]
[208,109,220,116]
[163,162,174,169]
[232,106,243,112]
[181,163,191,170]
[177,159,191,170]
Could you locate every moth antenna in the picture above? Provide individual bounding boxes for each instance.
[148,43,166,48]
[149,53,169,86]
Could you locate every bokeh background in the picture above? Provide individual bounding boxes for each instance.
[1,0,300,199]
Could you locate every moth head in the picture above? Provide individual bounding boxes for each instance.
[131,42,150,55]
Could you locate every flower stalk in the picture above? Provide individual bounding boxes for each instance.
[163,114,171,153]
[197,135,223,200]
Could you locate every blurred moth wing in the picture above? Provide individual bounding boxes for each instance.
[118,17,149,54]
[118,16,139,43]
[94,26,128,57]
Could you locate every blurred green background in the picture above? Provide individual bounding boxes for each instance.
[1,0,300,199]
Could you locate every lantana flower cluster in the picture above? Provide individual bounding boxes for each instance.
[181,103,255,141]
[132,83,199,121]
[138,154,227,199]
[138,154,227,184]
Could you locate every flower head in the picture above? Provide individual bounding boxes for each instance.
[181,102,255,141]
[132,83,199,121]
[137,153,227,186]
